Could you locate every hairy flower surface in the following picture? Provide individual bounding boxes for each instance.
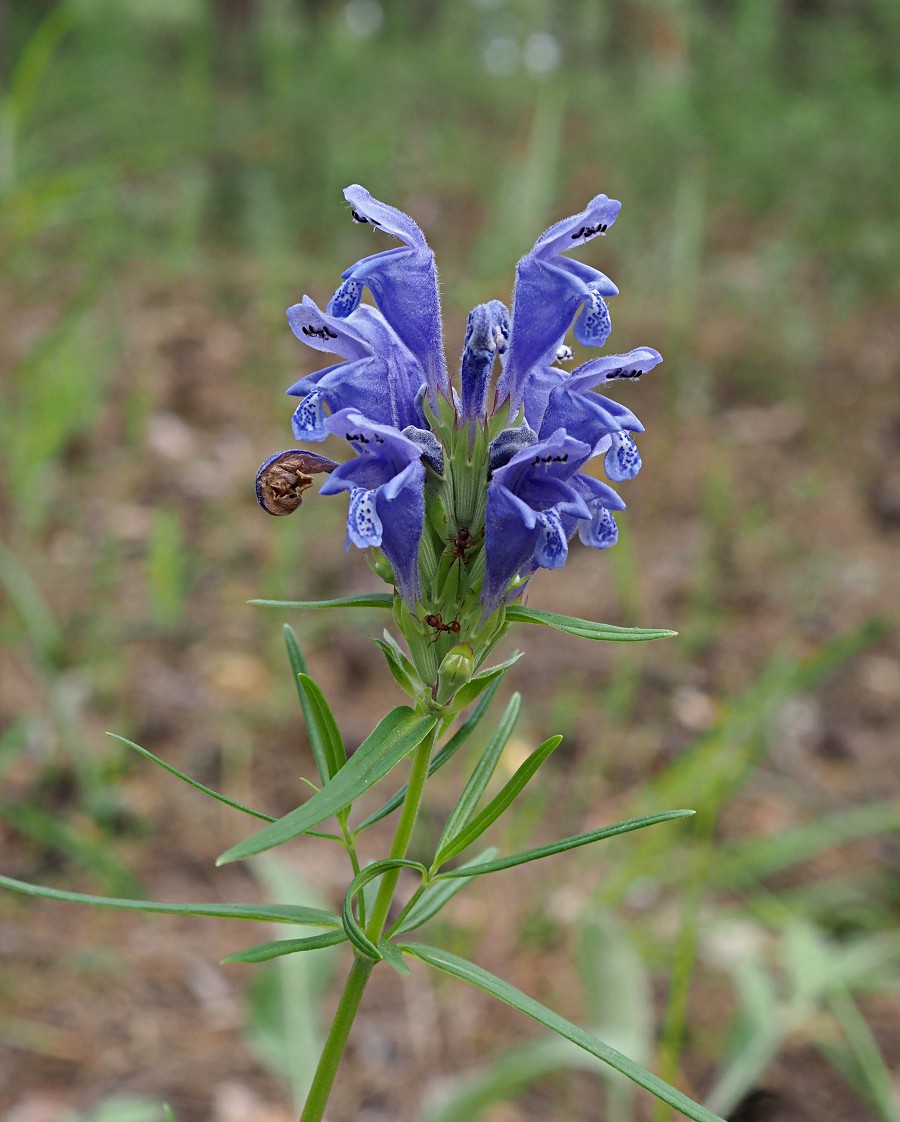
[318,409,426,606]
[497,194,622,413]
[285,297,424,439]
[482,429,592,616]
[257,186,660,685]
[328,185,448,406]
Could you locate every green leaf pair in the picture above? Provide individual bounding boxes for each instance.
[252,594,675,645]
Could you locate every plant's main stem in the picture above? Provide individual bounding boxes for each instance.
[299,953,374,1122]
[365,722,438,941]
[298,721,439,1122]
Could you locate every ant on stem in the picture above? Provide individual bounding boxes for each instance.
[448,525,478,566]
[424,613,461,644]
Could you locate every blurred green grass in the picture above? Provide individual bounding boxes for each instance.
[1,1,898,1119]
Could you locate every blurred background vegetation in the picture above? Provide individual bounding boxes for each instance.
[1,1,898,1120]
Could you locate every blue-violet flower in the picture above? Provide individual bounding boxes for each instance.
[257,186,661,685]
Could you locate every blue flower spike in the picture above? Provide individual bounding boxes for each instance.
[262,185,659,686]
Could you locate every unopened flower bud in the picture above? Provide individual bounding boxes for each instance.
[435,643,475,705]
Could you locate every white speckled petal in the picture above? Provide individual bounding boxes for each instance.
[605,431,642,482]
[534,509,568,569]
[347,486,383,548]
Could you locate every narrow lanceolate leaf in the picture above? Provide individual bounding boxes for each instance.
[217,709,437,865]
[250,593,394,611]
[283,625,332,785]
[434,693,521,862]
[373,636,423,696]
[108,733,275,822]
[450,650,523,711]
[341,859,426,961]
[0,874,341,927]
[402,943,726,1122]
[297,674,346,780]
[434,735,562,867]
[222,930,347,964]
[506,605,675,643]
[392,848,498,935]
[379,629,420,679]
[437,810,696,878]
[355,674,506,833]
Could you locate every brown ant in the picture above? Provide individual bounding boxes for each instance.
[425,613,461,643]
[448,525,478,565]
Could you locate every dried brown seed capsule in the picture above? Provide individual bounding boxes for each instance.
[255,450,338,516]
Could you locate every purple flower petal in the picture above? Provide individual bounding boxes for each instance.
[579,504,619,550]
[605,431,643,482]
[539,383,644,451]
[460,300,510,423]
[566,347,662,391]
[347,487,383,547]
[482,429,592,615]
[319,409,426,605]
[328,185,449,407]
[286,297,424,435]
[498,194,622,412]
[534,509,568,568]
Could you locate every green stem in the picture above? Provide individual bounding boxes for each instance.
[298,953,374,1122]
[365,721,439,941]
[298,720,440,1122]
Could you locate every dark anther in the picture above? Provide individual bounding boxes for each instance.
[571,222,608,240]
[302,324,339,342]
[351,209,368,224]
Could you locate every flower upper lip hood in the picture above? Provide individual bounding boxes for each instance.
[286,296,424,440]
[327,185,449,408]
[498,194,622,414]
[535,349,659,444]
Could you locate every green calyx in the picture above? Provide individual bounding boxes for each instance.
[369,407,510,706]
